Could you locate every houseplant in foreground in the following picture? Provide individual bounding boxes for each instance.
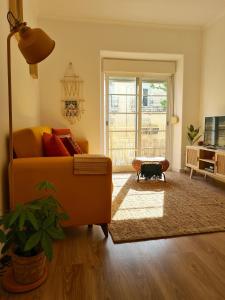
[0,181,69,290]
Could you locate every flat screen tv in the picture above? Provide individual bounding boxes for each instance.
[204,116,225,147]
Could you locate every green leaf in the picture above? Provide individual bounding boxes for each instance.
[26,211,39,230]
[35,181,46,191]
[41,232,53,260]
[43,214,55,229]
[36,181,56,192]
[24,231,42,252]
[188,133,193,140]
[18,211,26,230]
[16,231,27,245]
[193,135,202,145]
[194,128,200,134]
[58,212,69,221]
[189,124,194,132]
[46,226,65,240]
[28,203,42,210]
[46,182,56,191]
[0,230,6,243]
[3,213,13,228]
[8,209,21,227]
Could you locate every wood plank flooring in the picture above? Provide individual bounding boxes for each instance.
[1,227,225,300]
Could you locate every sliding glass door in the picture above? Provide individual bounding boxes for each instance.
[105,75,170,171]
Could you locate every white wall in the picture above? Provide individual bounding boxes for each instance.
[200,15,225,125]
[39,19,202,169]
[0,0,40,214]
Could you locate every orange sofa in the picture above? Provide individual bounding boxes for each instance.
[10,126,112,237]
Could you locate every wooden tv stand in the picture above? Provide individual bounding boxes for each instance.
[186,146,225,183]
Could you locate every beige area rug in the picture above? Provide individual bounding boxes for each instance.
[109,172,225,243]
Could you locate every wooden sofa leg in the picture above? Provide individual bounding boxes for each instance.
[100,223,108,238]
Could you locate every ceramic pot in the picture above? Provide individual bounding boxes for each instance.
[11,251,46,285]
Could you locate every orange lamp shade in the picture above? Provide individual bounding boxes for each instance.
[18,26,55,64]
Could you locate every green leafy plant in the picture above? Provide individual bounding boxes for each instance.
[160,99,167,110]
[187,124,202,145]
[0,181,69,261]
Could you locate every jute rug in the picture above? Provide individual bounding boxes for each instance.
[109,172,225,243]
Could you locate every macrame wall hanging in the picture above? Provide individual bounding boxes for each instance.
[61,62,85,124]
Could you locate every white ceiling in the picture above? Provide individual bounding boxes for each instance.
[38,0,225,28]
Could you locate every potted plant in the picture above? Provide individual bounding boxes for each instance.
[0,181,68,290]
[187,124,202,145]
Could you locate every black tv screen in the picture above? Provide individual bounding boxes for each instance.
[204,116,225,147]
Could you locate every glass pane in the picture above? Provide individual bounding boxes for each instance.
[141,129,166,157]
[142,81,167,96]
[109,77,137,95]
[108,95,136,113]
[142,113,167,131]
[109,149,136,167]
[142,96,167,112]
[109,132,136,150]
[109,114,136,131]
[141,112,166,157]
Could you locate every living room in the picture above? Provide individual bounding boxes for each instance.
[0,0,225,298]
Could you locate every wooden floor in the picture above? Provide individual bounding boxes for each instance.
[1,227,225,300]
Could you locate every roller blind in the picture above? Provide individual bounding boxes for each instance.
[103,58,176,74]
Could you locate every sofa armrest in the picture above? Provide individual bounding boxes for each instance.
[10,156,112,226]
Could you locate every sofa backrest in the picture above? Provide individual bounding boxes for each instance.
[13,126,51,158]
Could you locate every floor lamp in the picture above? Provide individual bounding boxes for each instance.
[7,11,55,207]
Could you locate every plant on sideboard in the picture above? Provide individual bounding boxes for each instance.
[0,181,69,289]
[187,124,202,145]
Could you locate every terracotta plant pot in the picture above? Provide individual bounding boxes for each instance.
[11,251,46,285]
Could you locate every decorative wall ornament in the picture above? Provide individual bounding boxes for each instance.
[61,62,85,124]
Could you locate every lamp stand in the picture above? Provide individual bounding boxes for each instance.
[7,30,18,209]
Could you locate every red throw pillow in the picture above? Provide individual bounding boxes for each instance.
[52,128,71,137]
[73,140,83,154]
[42,133,70,156]
[52,128,83,154]
[61,137,76,155]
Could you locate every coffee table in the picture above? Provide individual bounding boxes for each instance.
[132,156,170,181]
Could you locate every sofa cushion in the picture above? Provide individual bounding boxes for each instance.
[13,126,51,158]
[72,140,83,154]
[61,137,77,155]
[52,128,83,154]
[52,128,71,137]
[42,133,70,157]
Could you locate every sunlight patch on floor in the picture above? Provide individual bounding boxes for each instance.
[112,173,164,220]
[113,192,164,220]
[112,173,132,201]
